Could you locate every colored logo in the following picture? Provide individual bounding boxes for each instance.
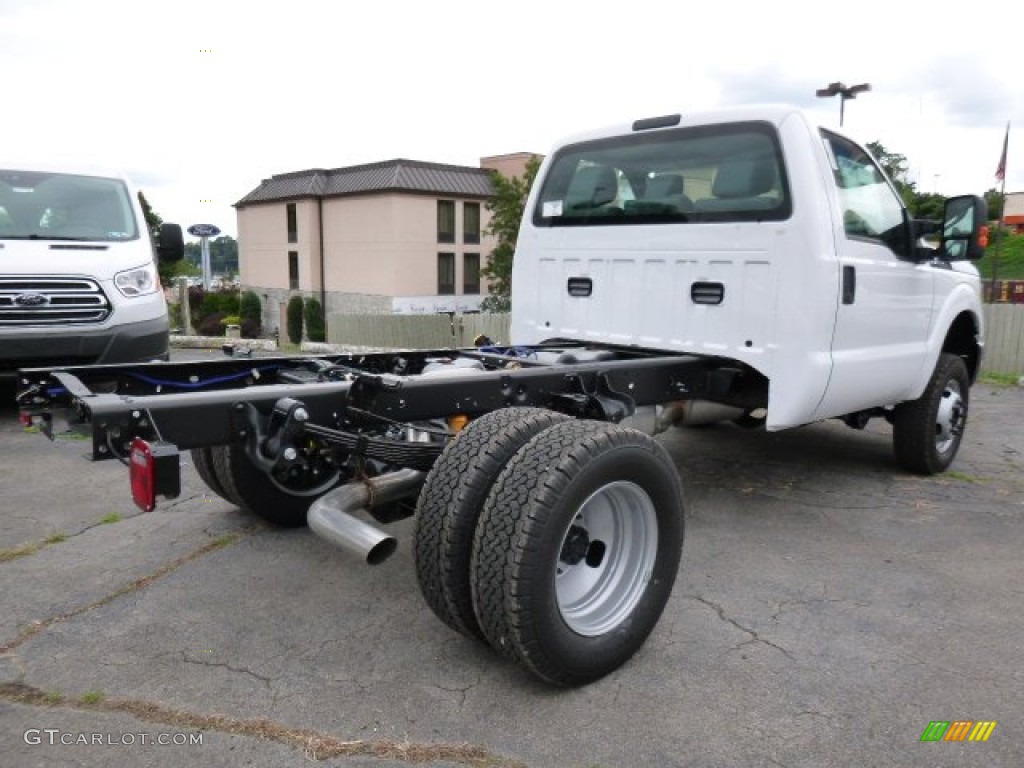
[920,720,997,742]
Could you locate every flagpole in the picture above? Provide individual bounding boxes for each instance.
[992,122,1010,301]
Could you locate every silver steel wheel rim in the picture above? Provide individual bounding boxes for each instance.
[935,379,965,455]
[555,480,658,636]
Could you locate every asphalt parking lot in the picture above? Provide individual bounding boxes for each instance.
[1,367,1022,767]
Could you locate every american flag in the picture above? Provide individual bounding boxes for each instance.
[996,123,1009,182]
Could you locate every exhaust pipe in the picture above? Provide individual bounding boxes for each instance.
[307,468,426,565]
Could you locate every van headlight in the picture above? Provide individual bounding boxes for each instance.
[114,264,158,297]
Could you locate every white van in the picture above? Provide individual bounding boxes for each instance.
[0,165,184,378]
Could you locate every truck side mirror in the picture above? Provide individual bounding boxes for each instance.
[157,223,185,263]
[940,195,987,261]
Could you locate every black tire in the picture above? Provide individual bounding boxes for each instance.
[471,420,685,686]
[191,447,230,500]
[893,353,970,475]
[211,442,340,527]
[413,407,569,640]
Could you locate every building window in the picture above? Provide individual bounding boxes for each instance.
[437,252,455,295]
[437,200,455,243]
[463,253,481,294]
[463,202,480,244]
[288,251,299,290]
[287,203,297,243]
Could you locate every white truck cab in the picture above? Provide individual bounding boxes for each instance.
[0,164,184,378]
[512,104,986,472]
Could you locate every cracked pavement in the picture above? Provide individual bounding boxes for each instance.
[1,368,1023,767]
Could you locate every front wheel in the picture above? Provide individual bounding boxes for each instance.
[892,353,970,474]
[471,420,685,686]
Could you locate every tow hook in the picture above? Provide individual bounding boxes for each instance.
[235,398,310,474]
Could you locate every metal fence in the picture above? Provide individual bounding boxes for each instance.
[327,313,512,350]
[983,304,1024,375]
[327,307,1024,374]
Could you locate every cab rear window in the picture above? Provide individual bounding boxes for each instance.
[533,122,791,226]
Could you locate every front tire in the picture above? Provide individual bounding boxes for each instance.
[893,353,970,475]
[471,420,685,686]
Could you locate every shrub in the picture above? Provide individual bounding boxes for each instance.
[240,317,261,339]
[197,311,229,336]
[286,295,304,344]
[201,290,239,319]
[240,290,261,323]
[304,297,325,342]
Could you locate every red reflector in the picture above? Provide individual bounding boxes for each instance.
[18,413,33,427]
[130,438,157,512]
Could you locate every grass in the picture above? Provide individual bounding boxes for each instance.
[79,690,105,705]
[980,372,1020,387]
[99,513,122,525]
[0,531,67,562]
[944,470,984,484]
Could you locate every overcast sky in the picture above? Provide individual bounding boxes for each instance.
[2,0,1020,239]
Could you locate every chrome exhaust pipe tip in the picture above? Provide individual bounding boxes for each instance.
[307,469,425,565]
[308,503,398,565]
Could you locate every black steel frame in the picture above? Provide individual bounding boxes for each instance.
[16,344,766,472]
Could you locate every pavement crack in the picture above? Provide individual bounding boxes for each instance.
[0,681,527,766]
[180,651,271,688]
[0,533,247,655]
[432,674,482,708]
[688,595,794,661]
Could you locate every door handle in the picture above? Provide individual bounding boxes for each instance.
[842,266,856,305]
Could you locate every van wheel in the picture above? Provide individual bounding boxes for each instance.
[211,442,340,527]
[893,353,969,475]
[414,407,569,641]
[471,420,685,686]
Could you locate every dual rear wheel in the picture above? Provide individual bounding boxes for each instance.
[414,408,686,686]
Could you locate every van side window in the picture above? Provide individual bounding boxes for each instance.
[822,131,909,258]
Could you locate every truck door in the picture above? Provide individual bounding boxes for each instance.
[813,131,934,419]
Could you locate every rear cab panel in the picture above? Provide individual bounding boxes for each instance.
[511,106,843,429]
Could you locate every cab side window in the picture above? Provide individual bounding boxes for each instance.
[822,131,909,258]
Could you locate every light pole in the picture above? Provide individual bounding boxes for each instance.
[816,82,871,127]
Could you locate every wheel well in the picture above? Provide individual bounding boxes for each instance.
[942,311,981,383]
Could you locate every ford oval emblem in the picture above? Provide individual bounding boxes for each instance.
[14,292,49,307]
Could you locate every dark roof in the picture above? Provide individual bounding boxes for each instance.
[235,158,495,207]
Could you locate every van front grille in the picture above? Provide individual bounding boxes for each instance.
[0,277,112,326]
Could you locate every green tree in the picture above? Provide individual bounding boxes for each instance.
[210,235,239,276]
[984,188,1004,221]
[480,156,542,312]
[866,141,917,205]
[138,191,179,287]
[866,140,952,219]
[303,297,325,342]
[286,295,304,344]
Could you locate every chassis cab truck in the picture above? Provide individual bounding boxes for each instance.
[16,106,986,687]
[513,104,985,473]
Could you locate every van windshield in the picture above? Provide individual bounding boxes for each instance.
[533,121,790,227]
[0,170,139,242]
